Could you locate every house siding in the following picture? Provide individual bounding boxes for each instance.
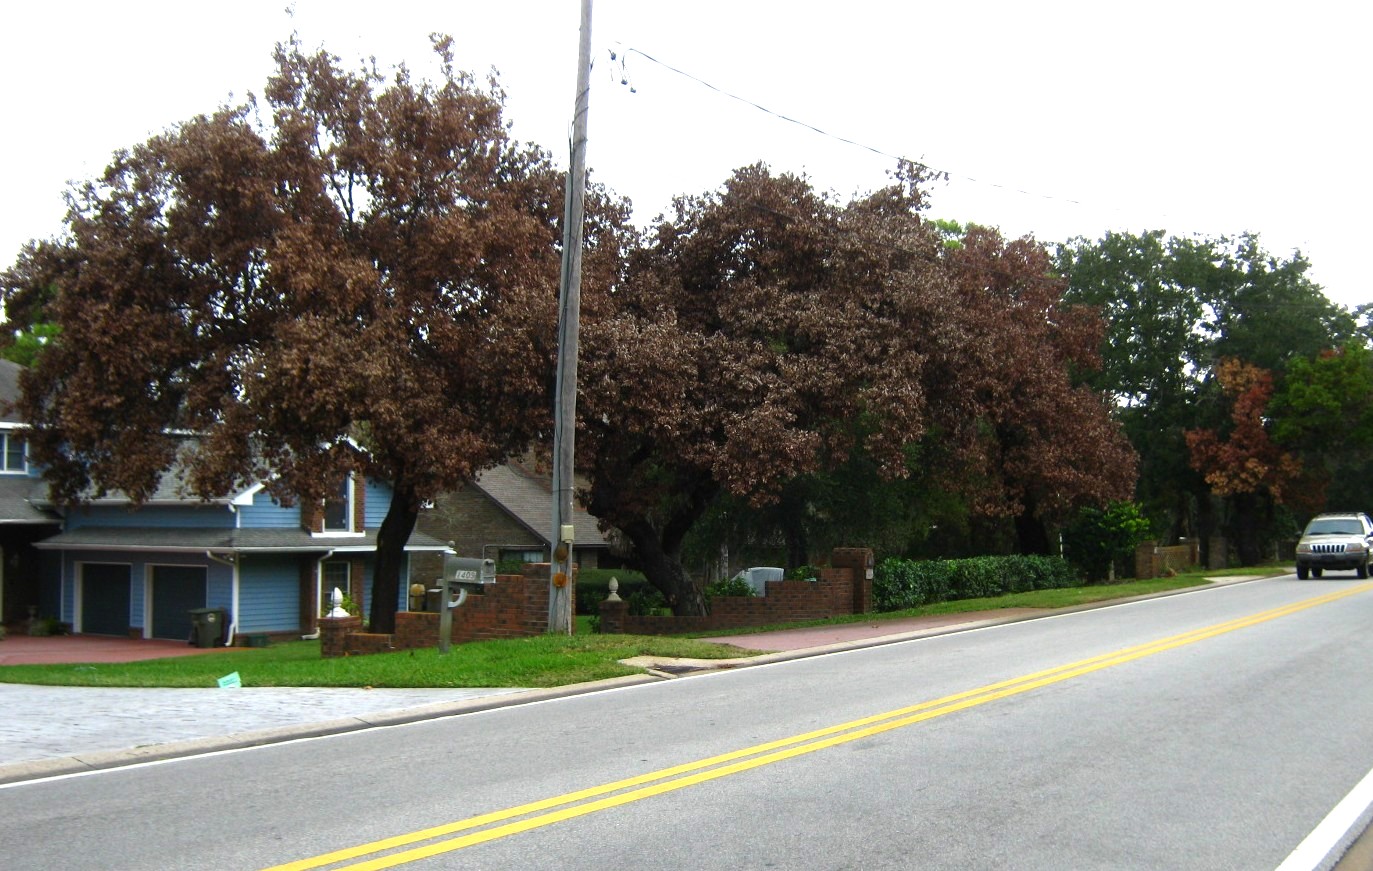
[66,504,236,530]
[364,479,392,528]
[238,491,303,529]
[238,555,302,633]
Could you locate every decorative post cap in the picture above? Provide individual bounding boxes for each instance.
[327,586,350,618]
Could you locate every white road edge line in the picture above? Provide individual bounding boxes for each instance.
[1276,763,1373,871]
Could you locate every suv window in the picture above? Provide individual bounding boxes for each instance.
[1305,518,1365,535]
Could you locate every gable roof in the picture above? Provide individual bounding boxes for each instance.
[472,462,607,548]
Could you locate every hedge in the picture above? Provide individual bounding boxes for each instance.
[873,554,1078,612]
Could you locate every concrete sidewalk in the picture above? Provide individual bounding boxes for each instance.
[0,574,1276,785]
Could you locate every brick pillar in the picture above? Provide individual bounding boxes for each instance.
[320,615,361,658]
[831,548,874,614]
[599,599,627,634]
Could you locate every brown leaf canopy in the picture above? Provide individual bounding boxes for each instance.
[578,164,1134,545]
[4,38,630,508]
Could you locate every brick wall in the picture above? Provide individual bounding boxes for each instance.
[323,563,559,657]
[413,486,545,580]
[599,548,873,635]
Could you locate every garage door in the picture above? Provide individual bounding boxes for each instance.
[150,565,207,641]
[81,563,132,636]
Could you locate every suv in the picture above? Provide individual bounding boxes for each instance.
[1295,513,1373,579]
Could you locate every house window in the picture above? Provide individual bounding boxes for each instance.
[322,477,352,532]
[1,432,25,473]
[322,561,351,598]
[501,548,546,566]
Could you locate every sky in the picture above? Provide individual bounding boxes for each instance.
[2,1,1369,308]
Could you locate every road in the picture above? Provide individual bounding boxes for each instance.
[4,575,1373,870]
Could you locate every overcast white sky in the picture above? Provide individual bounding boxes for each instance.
[2,1,1368,307]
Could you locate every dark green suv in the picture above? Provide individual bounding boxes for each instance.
[1295,513,1373,579]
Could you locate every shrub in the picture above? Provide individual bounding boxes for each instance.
[574,569,653,616]
[874,554,1079,612]
[704,576,755,600]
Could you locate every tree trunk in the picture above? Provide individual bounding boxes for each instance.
[1014,506,1052,555]
[369,476,420,635]
[1229,492,1266,567]
[618,517,708,617]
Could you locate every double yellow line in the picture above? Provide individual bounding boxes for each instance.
[267,582,1372,870]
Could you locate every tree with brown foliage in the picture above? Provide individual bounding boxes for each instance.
[938,225,1137,553]
[1186,358,1305,564]
[1,37,626,633]
[578,165,1133,614]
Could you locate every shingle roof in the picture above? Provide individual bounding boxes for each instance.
[472,463,607,548]
[34,526,450,554]
[0,475,59,524]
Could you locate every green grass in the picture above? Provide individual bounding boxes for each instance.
[0,566,1287,689]
[0,633,757,689]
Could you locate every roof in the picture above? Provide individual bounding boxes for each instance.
[33,526,451,554]
[472,463,607,548]
[0,475,59,525]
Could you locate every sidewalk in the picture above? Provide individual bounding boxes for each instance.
[0,575,1274,785]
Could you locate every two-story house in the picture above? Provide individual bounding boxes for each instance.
[30,460,451,643]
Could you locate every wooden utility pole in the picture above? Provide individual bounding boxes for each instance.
[550,0,593,633]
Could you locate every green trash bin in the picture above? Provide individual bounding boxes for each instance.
[188,608,226,648]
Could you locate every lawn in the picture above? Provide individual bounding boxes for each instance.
[0,568,1285,689]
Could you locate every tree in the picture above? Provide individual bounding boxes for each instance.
[940,226,1136,553]
[1,37,627,633]
[1061,500,1154,582]
[1269,342,1373,511]
[578,164,948,615]
[1056,230,1355,553]
[578,166,1134,613]
[1185,359,1305,563]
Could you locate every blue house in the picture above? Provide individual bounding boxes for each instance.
[29,464,451,643]
[1,354,448,643]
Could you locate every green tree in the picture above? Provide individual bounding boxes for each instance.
[1269,342,1373,512]
[1056,230,1355,557]
[1061,500,1154,582]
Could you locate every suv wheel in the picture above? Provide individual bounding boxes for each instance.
[1359,559,1369,580]
[1297,564,1309,580]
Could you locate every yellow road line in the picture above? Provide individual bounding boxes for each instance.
[266,583,1372,870]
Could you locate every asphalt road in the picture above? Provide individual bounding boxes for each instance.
[4,575,1373,870]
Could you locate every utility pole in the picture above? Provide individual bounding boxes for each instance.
[550,0,593,633]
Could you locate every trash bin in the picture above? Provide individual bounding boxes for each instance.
[188,608,227,648]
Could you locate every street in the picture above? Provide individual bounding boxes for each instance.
[4,576,1373,870]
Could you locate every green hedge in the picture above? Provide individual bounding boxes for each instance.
[575,569,662,616]
[873,554,1078,611]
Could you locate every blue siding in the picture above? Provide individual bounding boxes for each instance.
[238,555,301,633]
[364,479,392,529]
[238,490,303,529]
[66,504,235,530]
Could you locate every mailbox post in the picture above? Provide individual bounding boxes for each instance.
[434,556,496,653]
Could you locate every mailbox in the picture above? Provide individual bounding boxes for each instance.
[431,556,496,654]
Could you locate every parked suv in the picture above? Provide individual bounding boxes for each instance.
[1295,512,1373,579]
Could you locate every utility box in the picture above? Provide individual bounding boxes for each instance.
[188,608,227,648]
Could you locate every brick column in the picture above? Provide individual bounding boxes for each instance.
[599,599,627,634]
[320,615,361,658]
[831,548,874,615]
